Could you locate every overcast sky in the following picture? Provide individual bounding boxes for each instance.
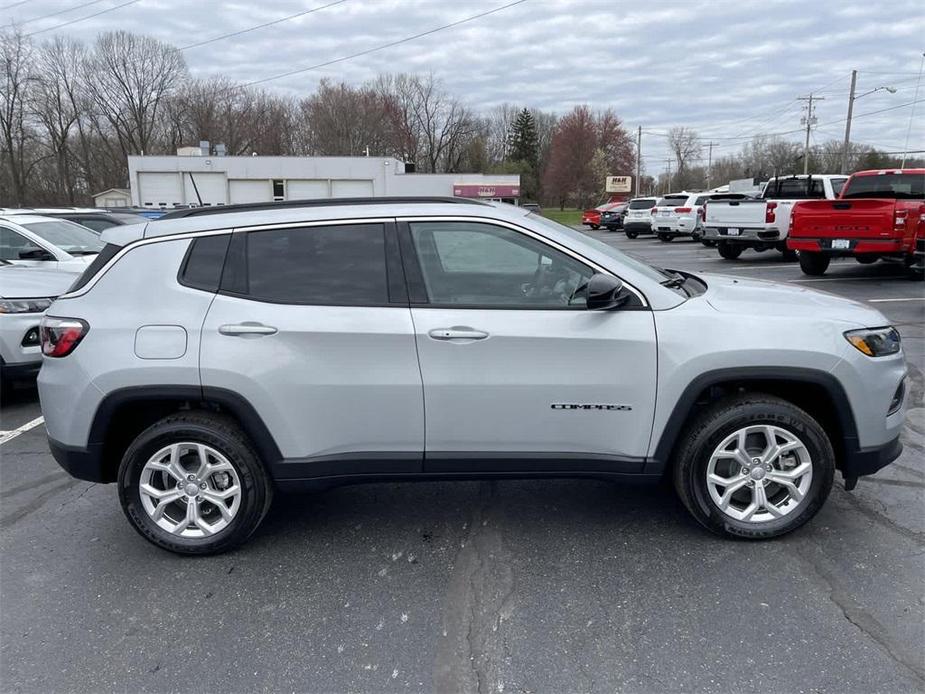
[6,0,924,174]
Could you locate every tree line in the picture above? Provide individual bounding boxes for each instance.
[1,27,914,209]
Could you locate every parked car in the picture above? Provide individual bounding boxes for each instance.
[581,201,624,230]
[38,197,906,554]
[601,203,629,231]
[0,261,78,390]
[703,174,848,259]
[39,209,147,232]
[788,169,924,278]
[650,193,691,242]
[622,197,658,238]
[0,215,104,271]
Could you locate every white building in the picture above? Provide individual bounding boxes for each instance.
[92,187,132,208]
[127,152,521,209]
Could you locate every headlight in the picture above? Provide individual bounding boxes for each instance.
[844,327,901,357]
[0,298,54,314]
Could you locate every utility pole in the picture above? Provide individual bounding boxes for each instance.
[798,94,824,175]
[664,158,673,194]
[635,126,642,197]
[841,70,858,174]
[705,141,718,189]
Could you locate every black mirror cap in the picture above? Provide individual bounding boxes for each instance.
[19,248,55,261]
[586,273,631,310]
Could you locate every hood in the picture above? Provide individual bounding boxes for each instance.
[701,273,888,328]
[0,266,80,299]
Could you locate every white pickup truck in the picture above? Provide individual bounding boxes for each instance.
[703,174,848,260]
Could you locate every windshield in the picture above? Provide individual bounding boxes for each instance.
[841,173,925,200]
[628,199,656,210]
[527,212,683,286]
[19,219,104,255]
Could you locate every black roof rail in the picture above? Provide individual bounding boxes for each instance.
[156,196,487,220]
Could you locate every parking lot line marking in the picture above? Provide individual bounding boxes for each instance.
[791,276,907,283]
[0,416,45,446]
[868,298,925,303]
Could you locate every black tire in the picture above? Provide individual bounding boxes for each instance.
[701,239,717,248]
[798,252,830,276]
[657,232,673,243]
[673,394,835,539]
[779,245,798,261]
[717,242,743,260]
[590,224,600,230]
[625,230,638,239]
[855,254,879,264]
[118,412,273,555]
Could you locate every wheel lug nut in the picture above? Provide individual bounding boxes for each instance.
[187,474,195,481]
[200,483,206,489]
[742,468,750,475]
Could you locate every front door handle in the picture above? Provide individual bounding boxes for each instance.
[219,322,278,337]
[428,327,489,341]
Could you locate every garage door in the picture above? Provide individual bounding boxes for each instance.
[287,179,329,200]
[331,179,374,198]
[183,172,227,206]
[229,179,271,204]
[138,173,183,208]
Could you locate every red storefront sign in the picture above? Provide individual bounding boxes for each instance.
[453,184,520,198]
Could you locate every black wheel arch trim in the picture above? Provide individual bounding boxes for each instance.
[647,366,877,478]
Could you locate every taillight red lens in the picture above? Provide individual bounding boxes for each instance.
[40,317,89,358]
[895,209,908,230]
[699,204,707,220]
[650,208,657,215]
[675,207,692,213]
[765,202,778,224]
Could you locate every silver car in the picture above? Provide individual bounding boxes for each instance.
[0,261,79,389]
[0,214,104,272]
[37,199,907,554]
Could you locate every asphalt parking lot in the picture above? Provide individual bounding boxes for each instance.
[1,230,923,694]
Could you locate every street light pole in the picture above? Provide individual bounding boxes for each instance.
[635,125,642,197]
[841,70,858,174]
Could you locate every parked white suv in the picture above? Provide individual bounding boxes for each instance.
[38,198,907,554]
[622,197,658,238]
[0,215,104,271]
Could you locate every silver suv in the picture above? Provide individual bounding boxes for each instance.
[37,198,907,554]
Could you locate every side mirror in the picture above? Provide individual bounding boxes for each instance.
[19,247,54,261]
[586,273,631,310]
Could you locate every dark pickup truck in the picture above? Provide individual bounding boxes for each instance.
[787,169,924,279]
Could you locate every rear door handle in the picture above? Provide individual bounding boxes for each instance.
[428,327,489,341]
[219,322,278,336]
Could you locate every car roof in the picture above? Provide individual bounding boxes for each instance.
[0,213,74,226]
[129,198,527,242]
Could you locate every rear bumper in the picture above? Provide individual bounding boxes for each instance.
[787,237,906,255]
[704,226,782,242]
[48,437,107,482]
[624,222,652,234]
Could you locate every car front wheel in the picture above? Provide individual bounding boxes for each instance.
[118,412,273,555]
[673,395,834,539]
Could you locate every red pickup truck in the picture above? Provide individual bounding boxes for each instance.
[787,169,924,279]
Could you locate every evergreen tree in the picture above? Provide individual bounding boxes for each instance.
[508,108,539,169]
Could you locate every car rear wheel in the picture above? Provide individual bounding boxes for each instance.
[118,412,273,555]
[590,224,600,230]
[625,230,638,239]
[673,395,834,539]
[657,232,673,243]
[798,252,830,276]
[855,254,879,264]
[717,242,743,260]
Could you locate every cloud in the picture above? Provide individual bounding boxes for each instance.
[8,0,924,172]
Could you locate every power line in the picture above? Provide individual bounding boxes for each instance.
[180,0,349,51]
[18,0,110,26]
[0,0,29,10]
[239,0,529,88]
[24,0,142,37]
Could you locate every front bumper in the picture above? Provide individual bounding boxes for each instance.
[704,227,783,243]
[0,313,43,375]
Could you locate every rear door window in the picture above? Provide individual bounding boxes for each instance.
[221,223,391,305]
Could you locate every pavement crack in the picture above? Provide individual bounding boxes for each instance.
[796,546,925,687]
[835,487,925,545]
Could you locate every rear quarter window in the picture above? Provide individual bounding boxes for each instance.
[178,234,231,292]
[68,243,122,292]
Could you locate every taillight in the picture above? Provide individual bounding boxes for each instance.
[895,209,907,231]
[40,316,89,358]
[675,207,692,213]
[650,208,657,215]
[766,202,778,224]
[700,203,707,221]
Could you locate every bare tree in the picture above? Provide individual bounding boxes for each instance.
[667,126,702,187]
[0,28,37,206]
[31,37,87,203]
[85,31,187,159]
